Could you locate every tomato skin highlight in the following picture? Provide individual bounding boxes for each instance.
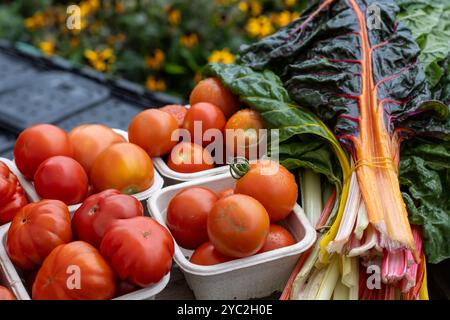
[167,142,214,173]
[14,124,73,180]
[7,200,72,271]
[69,124,125,175]
[234,160,298,222]
[208,194,270,258]
[100,217,174,287]
[183,102,226,146]
[167,187,218,249]
[32,241,116,300]
[160,104,188,127]
[72,189,144,248]
[90,143,154,194]
[0,286,16,300]
[190,77,240,118]
[129,109,179,157]
[258,224,296,253]
[190,242,234,266]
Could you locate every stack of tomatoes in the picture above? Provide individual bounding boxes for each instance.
[166,160,299,265]
[13,124,155,207]
[128,77,265,173]
[5,190,174,300]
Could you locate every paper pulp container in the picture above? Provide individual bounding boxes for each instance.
[0,224,170,300]
[148,173,316,300]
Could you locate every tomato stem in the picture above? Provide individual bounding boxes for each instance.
[229,157,251,179]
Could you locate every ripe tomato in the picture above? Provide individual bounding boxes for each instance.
[225,109,265,160]
[32,241,116,300]
[258,224,296,253]
[72,189,144,248]
[100,217,174,287]
[91,143,154,194]
[34,156,89,205]
[208,194,270,258]
[128,109,179,157]
[189,77,240,118]
[69,124,125,175]
[167,142,214,173]
[234,160,298,222]
[0,162,28,225]
[167,187,218,249]
[14,124,73,180]
[183,102,226,146]
[160,104,188,127]
[0,286,16,300]
[217,188,234,199]
[6,200,72,271]
[190,242,234,266]
[115,281,140,297]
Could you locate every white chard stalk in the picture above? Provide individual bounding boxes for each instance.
[301,169,323,226]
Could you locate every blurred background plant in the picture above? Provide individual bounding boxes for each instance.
[0,0,308,98]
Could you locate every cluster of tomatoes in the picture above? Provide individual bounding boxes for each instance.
[166,160,299,265]
[128,77,265,173]
[4,190,174,300]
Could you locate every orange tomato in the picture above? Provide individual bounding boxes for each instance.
[190,242,234,266]
[69,124,125,175]
[128,109,179,157]
[167,142,214,173]
[190,78,240,118]
[91,143,154,194]
[258,224,296,253]
[160,104,188,127]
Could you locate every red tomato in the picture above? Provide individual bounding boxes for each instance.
[217,188,234,199]
[190,78,240,118]
[167,142,214,173]
[90,143,154,194]
[115,281,140,297]
[34,156,89,205]
[6,200,72,271]
[160,104,188,127]
[208,194,270,258]
[72,189,144,248]
[14,124,73,179]
[234,160,298,222]
[69,124,125,175]
[0,286,16,300]
[167,187,218,249]
[258,224,296,253]
[100,217,174,287]
[128,109,179,157]
[190,242,234,266]
[32,241,116,300]
[0,162,28,225]
[183,102,226,146]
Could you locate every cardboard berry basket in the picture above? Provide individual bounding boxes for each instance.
[148,173,317,300]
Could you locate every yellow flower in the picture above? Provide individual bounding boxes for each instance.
[250,0,262,16]
[273,11,294,27]
[168,9,181,26]
[39,40,55,56]
[24,12,45,30]
[146,76,167,92]
[180,33,199,48]
[145,49,165,70]
[84,48,116,72]
[284,0,297,7]
[208,49,236,64]
[238,1,248,12]
[291,12,301,21]
[246,16,274,38]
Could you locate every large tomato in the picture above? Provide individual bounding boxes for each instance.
[234,160,298,222]
[0,162,28,225]
[167,142,214,173]
[6,200,72,271]
[34,156,89,205]
[14,124,73,179]
[207,194,270,258]
[91,143,154,194]
[189,77,240,118]
[167,187,218,249]
[0,286,16,300]
[72,189,144,248]
[258,224,296,253]
[69,124,125,175]
[183,102,226,146]
[32,241,116,300]
[100,217,174,287]
[190,242,234,266]
[128,109,179,157]
[160,104,188,127]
